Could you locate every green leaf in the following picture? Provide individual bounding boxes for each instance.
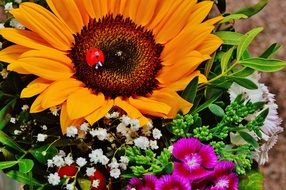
[231,67,254,77]
[239,58,286,72]
[192,92,223,114]
[0,160,18,170]
[237,27,263,60]
[260,43,281,58]
[208,104,225,117]
[78,179,91,190]
[232,77,258,90]
[220,13,248,23]
[239,131,259,148]
[0,130,25,153]
[30,145,58,164]
[18,159,34,173]
[221,47,235,72]
[6,171,43,186]
[215,31,243,45]
[181,76,199,103]
[0,98,17,130]
[204,53,215,77]
[235,0,268,18]
[239,171,264,190]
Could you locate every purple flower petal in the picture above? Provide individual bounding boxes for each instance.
[173,138,201,160]
[174,162,212,180]
[143,175,158,189]
[199,145,218,169]
[213,161,235,179]
[127,177,143,190]
[126,175,158,190]
[155,175,192,190]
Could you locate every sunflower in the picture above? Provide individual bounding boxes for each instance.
[0,0,222,133]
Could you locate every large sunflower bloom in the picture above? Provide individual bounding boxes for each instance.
[0,0,222,133]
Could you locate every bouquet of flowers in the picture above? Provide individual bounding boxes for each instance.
[0,0,285,189]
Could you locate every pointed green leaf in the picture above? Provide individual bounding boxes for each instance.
[0,130,25,153]
[208,104,225,117]
[215,31,243,45]
[237,27,263,59]
[181,76,199,103]
[18,159,34,173]
[0,98,17,130]
[192,92,223,114]
[239,131,259,148]
[232,77,258,90]
[221,47,235,72]
[260,43,281,58]
[235,0,268,17]
[232,67,254,77]
[6,171,43,186]
[0,160,18,170]
[239,58,286,72]
[220,13,248,23]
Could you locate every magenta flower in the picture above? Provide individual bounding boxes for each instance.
[172,138,217,180]
[209,161,238,190]
[155,175,192,190]
[126,175,157,190]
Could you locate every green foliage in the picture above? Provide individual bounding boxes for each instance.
[239,171,264,190]
[181,76,198,103]
[18,159,34,173]
[235,0,268,18]
[125,147,172,177]
[170,113,201,137]
[0,130,25,153]
[239,58,286,72]
[30,145,58,164]
[220,13,248,23]
[208,104,225,117]
[6,171,43,187]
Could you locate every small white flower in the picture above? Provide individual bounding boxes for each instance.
[49,106,60,116]
[89,149,103,164]
[80,122,89,132]
[130,119,140,132]
[152,128,162,139]
[4,2,13,11]
[76,157,87,167]
[9,19,25,29]
[52,155,65,167]
[66,126,78,137]
[0,24,5,29]
[58,150,66,157]
[150,140,159,150]
[105,111,120,119]
[100,156,109,165]
[15,0,22,4]
[92,179,100,188]
[37,134,47,142]
[48,172,61,186]
[65,183,74,190]
[108,158,119,169]
[0,69,8,79]
[86,167,96,177]
[21,105,29,111]
[90,128,108,141]
[47,159,54,168]
[134,136,149,150]
[10,117,16,124]
[117,123,129,136]
[121,115,131,126]
[41,125,48,130]
[13,130,21,135]
[110,168,121,178]
[64,155,74,166]
[119,156,129,165]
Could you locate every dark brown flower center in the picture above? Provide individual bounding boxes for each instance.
[70,15,163,98]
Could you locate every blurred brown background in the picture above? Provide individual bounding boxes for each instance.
[228,1,286,190]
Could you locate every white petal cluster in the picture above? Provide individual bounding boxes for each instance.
[152,128,162,139]
[76,157,87,167]
[86,167,96,177]
[37,134,47,142]
[89,149,109,165]
[90,128,108,141]
[47,173,61,186]
[134,136,149,150]
[66,126,78,137]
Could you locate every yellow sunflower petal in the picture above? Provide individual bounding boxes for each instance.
[0,45,30,63]
[21,78,51,98]
[20,49,72,67]
[30,92,47,113]
[0,28,53,50]
[115,97,150,126]
[188,1,214,25]
[67,88,105,119]
[134,0,158,26]
[167,71,207,91]
[196,34,223,55]
[46,0,84,33]
[126,0,140,21]
[17,57,74,80]
[41,79,84,109]
[10,3,73,50]
[60,102,85,134]
[82,0,96,18]
[129,97,171,116]
[7,62,30,74]
[85,99,114,126]
[205,16,224,25]
[107,0,121,15]
[74,0,90,25]
[153,0,196,43]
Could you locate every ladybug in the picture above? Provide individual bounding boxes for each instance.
[86,48,105,69]
[89,169,106,190]
[57,165,78,177]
